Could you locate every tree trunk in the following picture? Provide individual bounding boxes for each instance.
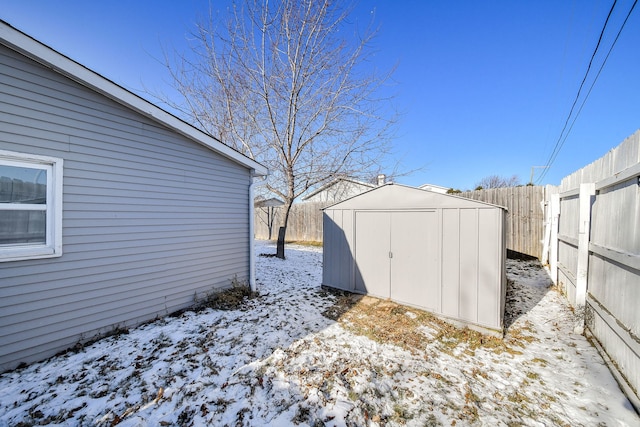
[276,226,286,259]
[275,200,294,259]
[267,206,275,240]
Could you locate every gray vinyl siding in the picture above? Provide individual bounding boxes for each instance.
[0,45,252,371]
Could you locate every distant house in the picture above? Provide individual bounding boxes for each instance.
[0,21,267,372]
[418,183,449,194]
[254,197,285,208]
[302,175,387,205]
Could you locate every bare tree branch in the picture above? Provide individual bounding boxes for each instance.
[474,174,521,190]
[158,0,398,239]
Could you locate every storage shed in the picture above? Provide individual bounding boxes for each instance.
[0,21,267,372]
[322,184,507,335]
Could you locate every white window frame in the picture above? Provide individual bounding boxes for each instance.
[0,150,63,262]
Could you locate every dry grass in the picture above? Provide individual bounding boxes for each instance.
[321,290,508,356]
[287,240,323,247]
[196,278,257,311]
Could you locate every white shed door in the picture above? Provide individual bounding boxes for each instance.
[354,211,439,308]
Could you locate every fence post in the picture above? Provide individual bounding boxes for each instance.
[541,199,550,265]
[549,193,560,284]
[574,183,596,333]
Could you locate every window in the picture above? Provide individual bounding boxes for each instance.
[0,150,63,262]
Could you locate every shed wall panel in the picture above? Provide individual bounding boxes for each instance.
[342,210,355,289]
[459,209,479,323]
[323,210,352,290]
[323,185,506,334]
[441,209,461,318]
[478,209,501,327]
[0,44,252,371]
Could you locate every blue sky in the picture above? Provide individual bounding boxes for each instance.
[3,1,639,190]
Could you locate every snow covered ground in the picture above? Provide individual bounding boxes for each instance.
[0,241,638,426]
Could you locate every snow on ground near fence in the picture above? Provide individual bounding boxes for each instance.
[0,241,637,426]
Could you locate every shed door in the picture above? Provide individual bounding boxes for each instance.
[354,211,439,308]
[390,211,439,311]
[354,212,391,297]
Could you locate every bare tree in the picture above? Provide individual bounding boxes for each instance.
[162,0,397,250]
[474,175,520,190]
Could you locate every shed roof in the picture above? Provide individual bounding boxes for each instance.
[323,183,508,210]
[0,20,267,177]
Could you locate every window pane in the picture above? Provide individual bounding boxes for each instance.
[0,165,47,204]
[0,210,46,245]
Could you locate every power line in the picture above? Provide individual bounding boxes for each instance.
[537,0,638,183]
[536,0,618,183]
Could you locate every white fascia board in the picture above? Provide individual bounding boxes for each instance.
[0,20,268,177]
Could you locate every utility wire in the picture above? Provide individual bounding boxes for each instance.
[537,0,638,183]
[536,0,619,184]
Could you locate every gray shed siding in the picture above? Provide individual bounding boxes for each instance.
[322,184,506,334]
[0,44,252,371]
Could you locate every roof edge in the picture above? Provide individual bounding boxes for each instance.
[302,177,376,201]
[0,20,267,177]
[320,181,394,209]
[322,182,509,211]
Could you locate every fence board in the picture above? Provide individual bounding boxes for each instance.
[458,186,545,259]
[549,129,640,410]
[254,201,324,242]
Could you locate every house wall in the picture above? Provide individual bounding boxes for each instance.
[0,44,252,371]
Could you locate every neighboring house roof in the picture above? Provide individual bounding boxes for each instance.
[0,20,267,177]
[255,198,284,208]
[418,183,450,193]
[302,177,376,201]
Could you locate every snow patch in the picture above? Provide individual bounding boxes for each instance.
[0,242,637,426]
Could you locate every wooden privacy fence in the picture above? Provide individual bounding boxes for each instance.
[545,130,640,411]
[253,186,545,259]
[458,186,545,259]
[254,201,324,242]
